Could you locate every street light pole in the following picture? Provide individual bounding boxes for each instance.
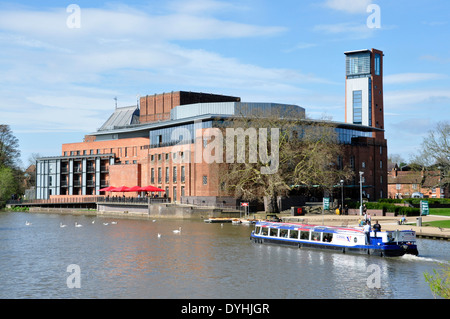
[359,171,364,216]
[340,180,344,214]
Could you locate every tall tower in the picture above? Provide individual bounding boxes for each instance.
[345,48,384,140]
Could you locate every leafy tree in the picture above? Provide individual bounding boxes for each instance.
[424,263,450,299]
[0,124,21,169]
[0,166,18,207]
[0,125,23,207]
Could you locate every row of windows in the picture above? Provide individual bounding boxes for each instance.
[255,227,333,243]
[64,147,137,157]
[150,166,208,185]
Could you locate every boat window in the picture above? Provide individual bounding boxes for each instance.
[323,233,333,242]
[300,231,310,240]
[311,232,322,241]
[279,229,288,238]
[289,230,299,239]
[261,227,269,236]
[255,226,261,234]
[269,228,279,237]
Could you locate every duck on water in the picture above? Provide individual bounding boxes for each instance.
[250,221,418,257]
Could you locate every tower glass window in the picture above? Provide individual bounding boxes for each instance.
[346,53,370,77]
[374,53,381,75]
[352,90,362,124]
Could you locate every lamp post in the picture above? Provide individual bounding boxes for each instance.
[359,171,364,216]
[340,180,344,215]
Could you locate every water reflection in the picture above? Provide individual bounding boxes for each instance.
[0,212,448,299]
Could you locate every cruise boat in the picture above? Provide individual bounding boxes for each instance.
[250,221,418,257]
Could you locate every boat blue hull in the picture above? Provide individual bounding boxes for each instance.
[250,233,418,257]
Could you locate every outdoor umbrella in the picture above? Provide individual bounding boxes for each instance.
[99,186,115,192]
[110,186,131,192]
[128,186,143,192]
[140,185,165,192]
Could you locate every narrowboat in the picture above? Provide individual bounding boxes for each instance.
[250,221,418,257]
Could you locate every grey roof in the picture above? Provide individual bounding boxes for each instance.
[170,102,305,120]
[98,105,139,131]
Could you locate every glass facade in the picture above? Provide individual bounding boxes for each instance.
[149,121,213,149]
[335,127,372,144]
[352,90,362,124]
[346,52,371,77]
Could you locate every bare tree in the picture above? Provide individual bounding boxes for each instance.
[412,121,450,187]
[218,109,353,213]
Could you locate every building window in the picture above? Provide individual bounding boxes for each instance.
[181,186,185,197]
[151,168,155,184]
[173,166,177,183]
[181,166,185,183]
[396,184,401,190]
[412,184,417,190]
[158,167,162,184]
[173,186,177,202]
[380,160,383,168]
[337,155,343,170]
[374,53,381,76]
[352,90,362,124]
[202,175,208,185]
[165,167,169,183]
[350,156,355,171]
[362,161,365,168]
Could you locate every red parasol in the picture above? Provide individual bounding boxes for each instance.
[99,186,115,192]
[110,186,131,192]
[140,185,165,192]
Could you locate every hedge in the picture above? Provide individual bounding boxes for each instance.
[346,201,420,216]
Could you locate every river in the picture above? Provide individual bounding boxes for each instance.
[0,211,448,299]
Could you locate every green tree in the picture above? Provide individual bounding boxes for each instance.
[0,124,21,169]
[424,263,450,299]
[0,166,18,207]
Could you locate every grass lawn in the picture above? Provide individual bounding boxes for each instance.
[422,220,450,228]
[429,208,450,216]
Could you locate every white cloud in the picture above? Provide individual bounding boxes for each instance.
[313,22,375,39]
[385,89,450,110]
[323,0,373,14]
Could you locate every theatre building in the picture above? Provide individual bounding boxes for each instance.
[36,49,388,205]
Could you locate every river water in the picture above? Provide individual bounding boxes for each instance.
[0,211,448,299]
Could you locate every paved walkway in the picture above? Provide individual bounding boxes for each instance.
[282,214,450,240]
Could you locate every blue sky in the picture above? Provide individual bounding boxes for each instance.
[1,0,449,168]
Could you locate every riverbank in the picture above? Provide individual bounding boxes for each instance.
[5,206,449,240]
[282,214,450,240]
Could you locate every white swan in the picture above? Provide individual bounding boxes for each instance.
[173,227,182,234]
[25,221,31,226]
[152,220,156,222]
[92,220,95,224]
[60,222,67,228]
[75,222,82,227]
[111,221,117,225]
[157,233,161,238]
[103,222,109,226]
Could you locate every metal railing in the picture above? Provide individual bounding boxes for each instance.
[7,196,170,206]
